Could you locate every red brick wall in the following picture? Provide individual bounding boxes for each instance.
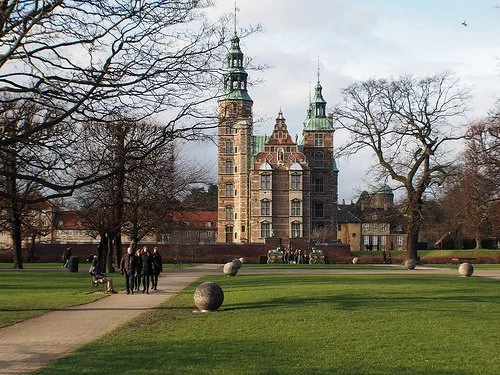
[3,242,351,264]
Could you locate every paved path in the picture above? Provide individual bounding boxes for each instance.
[0,264,221,375]
[0,264,498,374]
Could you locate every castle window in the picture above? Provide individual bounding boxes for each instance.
[225,160,234,173]
[225,140,234,153]
[291,200,301,216]
[260,222,271,238]
[290,174,301,189]
[270,146,275,152]
[225,183,234,196]
[313,203,324,218]
[291,222,301,238]
[225,226,233,243]
[260,199,271,216]
[315,134,324,147]
[313,152,324,168]
[260,174,271,189]
[226,122,234,135]
[225,206,233,220]
[313,177,324,192]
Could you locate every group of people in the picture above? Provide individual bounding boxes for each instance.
[119,246,163,294]
[87,246,163,294]
[282,248,307,264]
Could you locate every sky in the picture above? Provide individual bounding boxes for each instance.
[192,0,500,203]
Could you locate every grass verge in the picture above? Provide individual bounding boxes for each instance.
[0,271,124,328]
[35,273,499,375]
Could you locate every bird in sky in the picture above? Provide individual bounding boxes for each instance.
[462,20,467,26]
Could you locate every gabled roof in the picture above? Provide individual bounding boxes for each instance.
[170,211,217,230]
[55,211,91,230]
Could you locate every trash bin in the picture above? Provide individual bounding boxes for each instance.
[68,256,79,272]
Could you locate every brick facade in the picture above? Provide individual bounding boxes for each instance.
[217,33,338,246]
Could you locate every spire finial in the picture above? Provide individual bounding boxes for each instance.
[317,56,321,83]
[234,2,239,36]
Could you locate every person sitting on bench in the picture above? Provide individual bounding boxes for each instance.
[89,256,117,294]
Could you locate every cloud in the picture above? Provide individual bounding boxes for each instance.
[202,0,500,200]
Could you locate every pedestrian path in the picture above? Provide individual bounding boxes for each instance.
[0,264,221,375]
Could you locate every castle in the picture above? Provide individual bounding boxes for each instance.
[217,32,339,245]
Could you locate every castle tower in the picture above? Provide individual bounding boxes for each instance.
[301,75,338,242]
[217,32,253,243]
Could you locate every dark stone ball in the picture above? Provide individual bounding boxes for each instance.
[194,282,224,312]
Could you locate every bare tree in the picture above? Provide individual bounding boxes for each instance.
[0,97,76,268]
[0,1,234,203]
[457,118,500,248]
[334,72,470,260]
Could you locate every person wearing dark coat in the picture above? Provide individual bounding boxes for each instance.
[140,246,154,294]
[151,247,163,290]
[134,248,142,291]
[119,247,138,294]
[62,247,72,268]
[89,256,117,294]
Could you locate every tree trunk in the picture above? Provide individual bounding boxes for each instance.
[407,231,419,261]
[97,234,107,273]
[107,234,115,273]
[10,206,23,269]
[27,232,36,262]
[475,238,482,250]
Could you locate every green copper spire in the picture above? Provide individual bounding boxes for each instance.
[220,29,252,102]
[303,70,332,131]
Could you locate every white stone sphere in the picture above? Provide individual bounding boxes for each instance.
[194,282,224,311]
[232,258,242,269]
[404,259,417,270]
[352,257,360,265]
[223,262,238,276]
[459,262,474,277]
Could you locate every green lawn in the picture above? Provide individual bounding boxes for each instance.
[35,273,500,375]
[0,270,124,328]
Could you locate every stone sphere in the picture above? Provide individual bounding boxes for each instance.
[194,282,224,312]
[404,259,417,270]
[223,262,238,276]
[232,258,242,269]
[352,257,360,265]
[459,262,474,277]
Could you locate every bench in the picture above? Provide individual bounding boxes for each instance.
[88,274,106,293]
[450,257,476,267]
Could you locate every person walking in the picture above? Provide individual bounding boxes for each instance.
[120,247,138,294]
[62,247,72,268]
[140,246,154,294]
[152,247,163,290]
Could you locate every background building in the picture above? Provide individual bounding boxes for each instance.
[337,184,407,251]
